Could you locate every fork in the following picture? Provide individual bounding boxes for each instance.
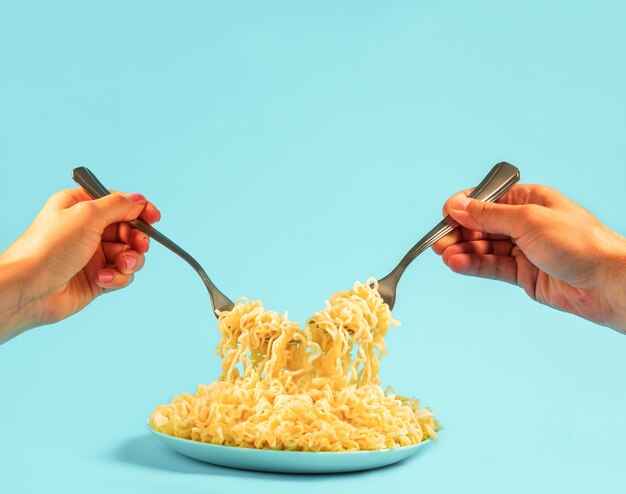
[72,167,234,317]
[376,161,520,310]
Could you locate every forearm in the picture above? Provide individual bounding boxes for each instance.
[0,254,42,344]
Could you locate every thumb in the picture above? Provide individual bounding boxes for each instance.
[445,193,530,238]
[80,192,147,229]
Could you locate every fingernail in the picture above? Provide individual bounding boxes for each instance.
[449,194,471,211]
[123,255,137,270]
[128,193,146,203]
[143,236,150,251]
[98,270,115,284]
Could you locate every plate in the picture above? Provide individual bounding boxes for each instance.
[148,426,432,473]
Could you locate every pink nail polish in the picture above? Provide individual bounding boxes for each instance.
[128,193,146,203]
[143,236,150,251]
[98,270,115,284]
[123,255,137,270]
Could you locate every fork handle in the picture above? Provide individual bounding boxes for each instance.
[71,167,234,315]
[468,161,520,202]
[392,162,520,275]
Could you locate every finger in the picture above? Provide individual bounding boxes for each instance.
[513,252,542,301]
[72,192,148,230]
[441,184,562,217]
[441,240,516,264]
[44,188,94,210]
[130,228,150,253]
[445,184,568,209]
[107,190,160,225]
[101,243,145,273]
[102,241,131,262]
[102,223,150,253]
[45,188,161,218]
[115,249,145,274]
[433,227,483,255]
[103,221,132,243]
[140,201,161,224]
[444,193,541,238]
[445,253,518,285]
[432,228,483,255]
[106,189,160,223]
[501,184,570,209]
[96,268,135,290]
[432,228,510,255]
[442,187,474,217]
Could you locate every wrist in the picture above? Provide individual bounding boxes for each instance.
[599,234,626,334]
[0,253,45,343]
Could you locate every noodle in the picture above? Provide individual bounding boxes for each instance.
[150,279,439,451]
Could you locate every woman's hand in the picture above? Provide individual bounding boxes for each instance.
[432,184,626,333]
[0,189,160,343]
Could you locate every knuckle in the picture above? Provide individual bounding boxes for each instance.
[48,189,71,202]
[534,185,559,201]
[73,200,98,217]
[109,192,129,205]
[44,189,74,209]
[519,204,554,236]
[529,184,564,205]
[535,184,554,196]
[521,204,543,224]
[474,201,493,229]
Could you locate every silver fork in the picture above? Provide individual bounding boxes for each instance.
[72,167,234,317]
[376,161,520,310]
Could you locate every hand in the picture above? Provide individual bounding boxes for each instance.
[0,189,160,342]
[432,184,626,333]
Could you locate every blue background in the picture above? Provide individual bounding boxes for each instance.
[1,1,625,493]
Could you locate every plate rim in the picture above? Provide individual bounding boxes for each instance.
[147,423,432,455]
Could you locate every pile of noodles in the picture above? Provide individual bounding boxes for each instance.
[150,279,439,451]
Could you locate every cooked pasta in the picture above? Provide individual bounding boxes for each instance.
[150,279,439,451]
